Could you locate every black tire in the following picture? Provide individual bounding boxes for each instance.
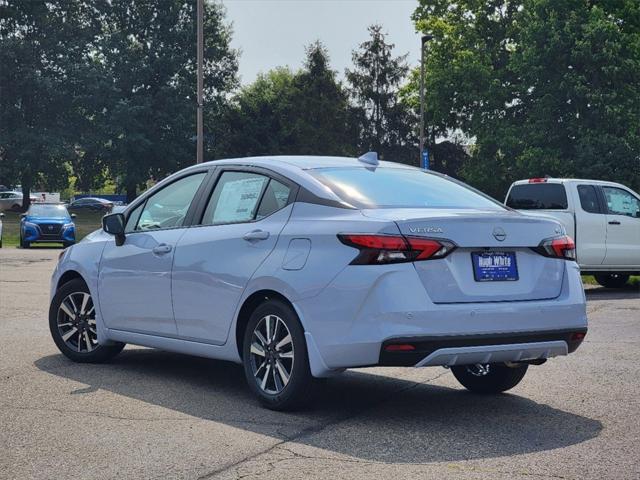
[594,273,629,289]
[451,363,528,394]
[49,278,125,363]
[20,235,29,249]
[242,299,313,411]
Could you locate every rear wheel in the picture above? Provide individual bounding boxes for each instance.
[451,363,528,394]
[242,299,312,410]
[49,278,125,363]
[594,273,629,289]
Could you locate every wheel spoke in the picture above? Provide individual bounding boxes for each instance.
[250,342,266,357]
[80,293,90,315]
[86,306,95,317]
[77,331,82,351]
[84,331,93,352]
[273,365,282,391]
[275,359,290,386]
[58,322,73,328]
[68,295,79,314]
[87,319,96,326]
[59,301,76,320]
[261,364,272,390]
[62,327,78,342]
[265,315,273,343]
[275,334,291,351]
[273,318,281,344]
[254,330,268,347]
[278,350,293,359]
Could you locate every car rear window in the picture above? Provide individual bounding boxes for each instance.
[505,183,568,210]
[309,167,503,209]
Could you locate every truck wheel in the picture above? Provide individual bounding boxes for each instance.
[451,363,528,394]
[594,274,629,289]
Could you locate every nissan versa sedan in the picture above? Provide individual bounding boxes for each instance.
[49,155,587,410]
[21,204,76,248]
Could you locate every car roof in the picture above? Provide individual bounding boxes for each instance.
[174,155,419,203]
[202,155,417,171]
[510,178,633,188]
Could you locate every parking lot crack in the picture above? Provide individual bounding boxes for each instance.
[196,370,449,480]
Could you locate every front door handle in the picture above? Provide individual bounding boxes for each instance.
[243,229,270,242]
[152,243,173,255]
[608,220,621,225]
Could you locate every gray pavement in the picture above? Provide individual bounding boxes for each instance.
[1,247,639,480]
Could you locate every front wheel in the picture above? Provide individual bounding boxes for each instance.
[242,299,313,411]
[594,273,629,289]
[49,278,125,363]
[451,363,528,394]
[20,235,29,249]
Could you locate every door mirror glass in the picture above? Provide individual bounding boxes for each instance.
[103,213,125,235]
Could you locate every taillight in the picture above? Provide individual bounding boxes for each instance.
[528,178,548,183]
[533,235,576,260]
[337,234,456,265]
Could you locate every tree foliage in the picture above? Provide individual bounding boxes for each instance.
[413,0,640,198]
[215,42,356,158]
[346,25,416,164]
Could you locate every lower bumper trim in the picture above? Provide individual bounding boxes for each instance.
[379,328,586,367]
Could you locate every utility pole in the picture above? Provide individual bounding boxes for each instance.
[196,0,204,164]
[419,34,434,168]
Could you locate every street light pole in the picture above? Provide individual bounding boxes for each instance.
[196,0,204,164]
[419,34,434,168]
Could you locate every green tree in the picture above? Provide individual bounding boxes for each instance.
[0,1,99,208]
[87,0,238,201]
[215,42,355,158]
[346,25,416,164]
[412,0,640,198]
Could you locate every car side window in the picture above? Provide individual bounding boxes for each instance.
[602,186,640,218]
[135,173,207,231]
[124,203,144,233]
[577,185,601,214]
[256,179,291,219]
[202,171,270,225]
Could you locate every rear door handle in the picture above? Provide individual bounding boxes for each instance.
[608,220,621,225]
[243,229,270,242]
[152,243,173,255]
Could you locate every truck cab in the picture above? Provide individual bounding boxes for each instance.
[505,178,640,288]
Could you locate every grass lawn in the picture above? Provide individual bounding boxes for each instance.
[1,210,104,248]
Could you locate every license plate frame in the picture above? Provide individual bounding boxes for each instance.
[471,251,519,282]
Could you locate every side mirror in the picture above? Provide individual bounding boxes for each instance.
[102,213,126,246]
[20,213,26,218]
[71,213,77,219]
[0,212,4,218]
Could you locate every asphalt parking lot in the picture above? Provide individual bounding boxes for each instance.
[1,248,639,480]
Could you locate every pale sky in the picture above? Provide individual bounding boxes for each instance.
[220,0,422,84]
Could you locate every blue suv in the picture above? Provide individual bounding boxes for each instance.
[20,204,76,248]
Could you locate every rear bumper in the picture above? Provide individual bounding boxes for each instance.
[379,328,586,367]
[296,260,587,376]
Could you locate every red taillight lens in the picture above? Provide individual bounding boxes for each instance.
[528,178,548,183]
[533,235,576,260]
[337,234,456,265]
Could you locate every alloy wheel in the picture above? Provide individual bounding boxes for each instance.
[57,292,97,353]
[249,314,294,394]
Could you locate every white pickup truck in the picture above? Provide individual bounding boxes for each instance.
[505,178,640,288]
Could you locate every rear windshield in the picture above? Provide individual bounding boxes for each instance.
[309,167,503,209]
[505,183,568,210]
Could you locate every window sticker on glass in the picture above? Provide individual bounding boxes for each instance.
[213,176,267,223]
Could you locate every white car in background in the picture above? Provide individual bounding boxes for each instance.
[506,178,640,288]
[0,191,38,212]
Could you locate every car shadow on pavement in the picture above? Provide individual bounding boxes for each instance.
[35,349,602,463]
[585,287,640,301]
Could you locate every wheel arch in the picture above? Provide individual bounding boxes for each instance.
[235,289,295,359]
[57,270,86,290]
